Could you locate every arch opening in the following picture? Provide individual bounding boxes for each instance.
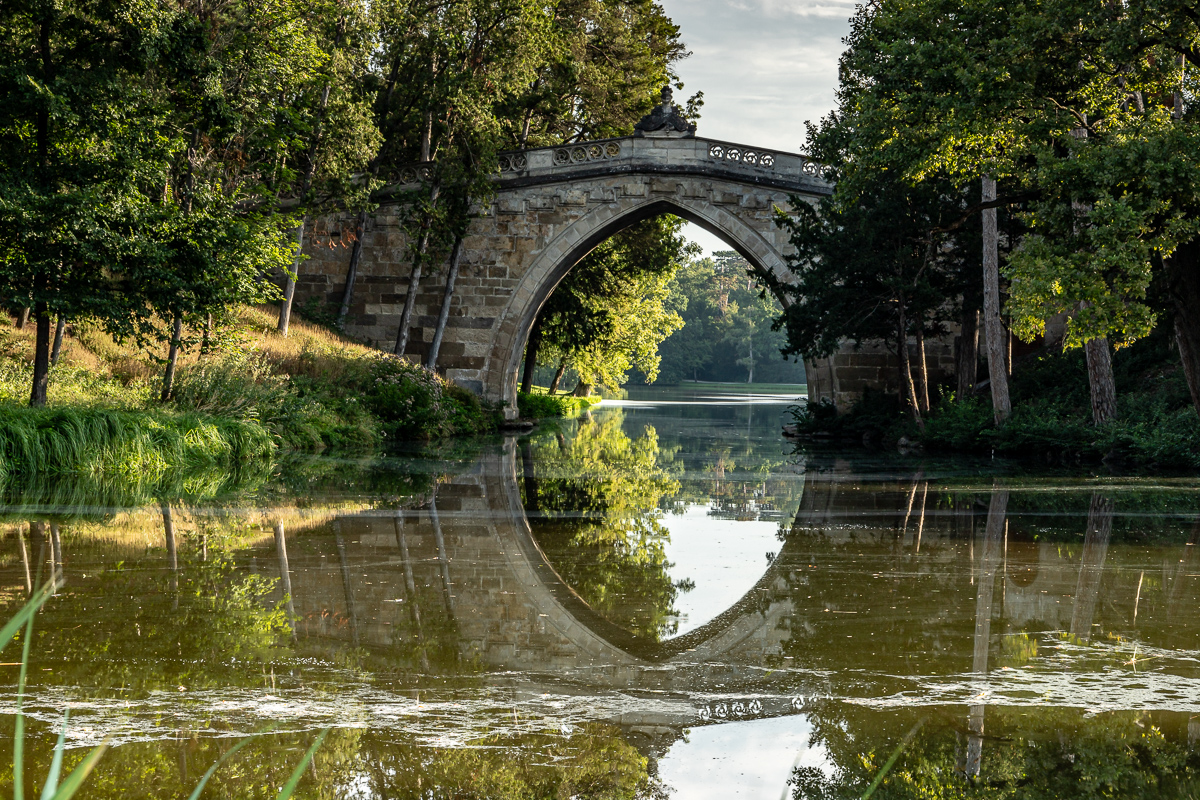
[502,195,800,408]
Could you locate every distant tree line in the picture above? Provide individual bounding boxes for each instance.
[0,0,696,407]
[777,0,1200,428]
[655,250,806,385]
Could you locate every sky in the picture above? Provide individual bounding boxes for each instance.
[656,0,855,257]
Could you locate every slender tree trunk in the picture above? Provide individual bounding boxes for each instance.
[746,340,754,384]
[16,308,29,329]
[200,313,213,356]
[273,520,296,634]
[1168,239,1200,415]
[915,324,930,413]
[394,183,441,357]
[277,28,339,335]
[278,219,305,335]
[548,359,566,394]
[50,316,65,366]
[426,234,463,370]
[421,110,433,163]
[897,302,923,429]
[337,211,368,329]
[520,319,543,395]
[957,306,979,399]
[160,312,183,402]
[29,304,51,407]
[982,176,1012,425]
[1084,335,1118,425]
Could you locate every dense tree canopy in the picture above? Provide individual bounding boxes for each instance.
[782,0,1200,424]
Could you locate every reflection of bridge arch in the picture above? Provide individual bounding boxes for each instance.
[284,441,804,674]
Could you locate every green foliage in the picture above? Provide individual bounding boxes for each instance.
[795,331,1200,468]
[517,391,596,419]
[532,216,689,392]
[366,356,499,441]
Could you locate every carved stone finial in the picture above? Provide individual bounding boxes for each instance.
[634,85,696,137]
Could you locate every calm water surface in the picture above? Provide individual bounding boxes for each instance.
[4,384,1200,798]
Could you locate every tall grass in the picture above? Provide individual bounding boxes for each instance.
[0,406,274,481]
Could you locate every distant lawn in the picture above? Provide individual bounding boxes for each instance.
[669,380,807,394]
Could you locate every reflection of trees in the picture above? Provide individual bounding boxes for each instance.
[783,480,1200,798]
[658,439,806,530]
[15,724,662,800]
[521,412,683,640]
[34,555,289,693]
[790,704,1200,800]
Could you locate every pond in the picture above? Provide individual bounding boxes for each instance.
[3,383,1200,798]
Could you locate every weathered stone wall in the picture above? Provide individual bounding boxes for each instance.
[806,338,958,412]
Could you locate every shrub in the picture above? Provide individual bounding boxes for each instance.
[518,391,596,419]
[367,356,499,440]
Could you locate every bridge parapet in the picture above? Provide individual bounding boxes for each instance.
[386,135,833,197]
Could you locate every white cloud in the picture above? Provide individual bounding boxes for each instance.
[661,0,851,152]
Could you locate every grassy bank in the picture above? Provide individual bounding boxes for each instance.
[791,330,1200,470]
[0,307,501,477]
[517,387,600,419]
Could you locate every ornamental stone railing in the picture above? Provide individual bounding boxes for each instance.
[384,135,833,196]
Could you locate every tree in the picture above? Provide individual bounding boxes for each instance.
[0,0,164,406]
[774,176,966,425]
[526,217,689,395]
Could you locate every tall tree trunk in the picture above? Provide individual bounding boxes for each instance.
[337,211,368,329]
[1168,239,1200,415]
[16,308,29,329]
[982,176,1012,425]
[278,219,305,335]
[915,324,930,412]
[394,183,441,357]
[572,381,592,397]
[277,25,339,335]
[29,304,51,407]
[50,316,65,366]
[1070,494,1113,641]
[426,234,463,370]
[1084,335,1118,425]
[548,360,566,394]
[520,318,543,395]
[160,312,183,402]
[965,486,1007,779]
[897,301,923,430]
[957,306,979,399]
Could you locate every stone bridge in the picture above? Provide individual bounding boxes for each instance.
[294,97,944,412]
